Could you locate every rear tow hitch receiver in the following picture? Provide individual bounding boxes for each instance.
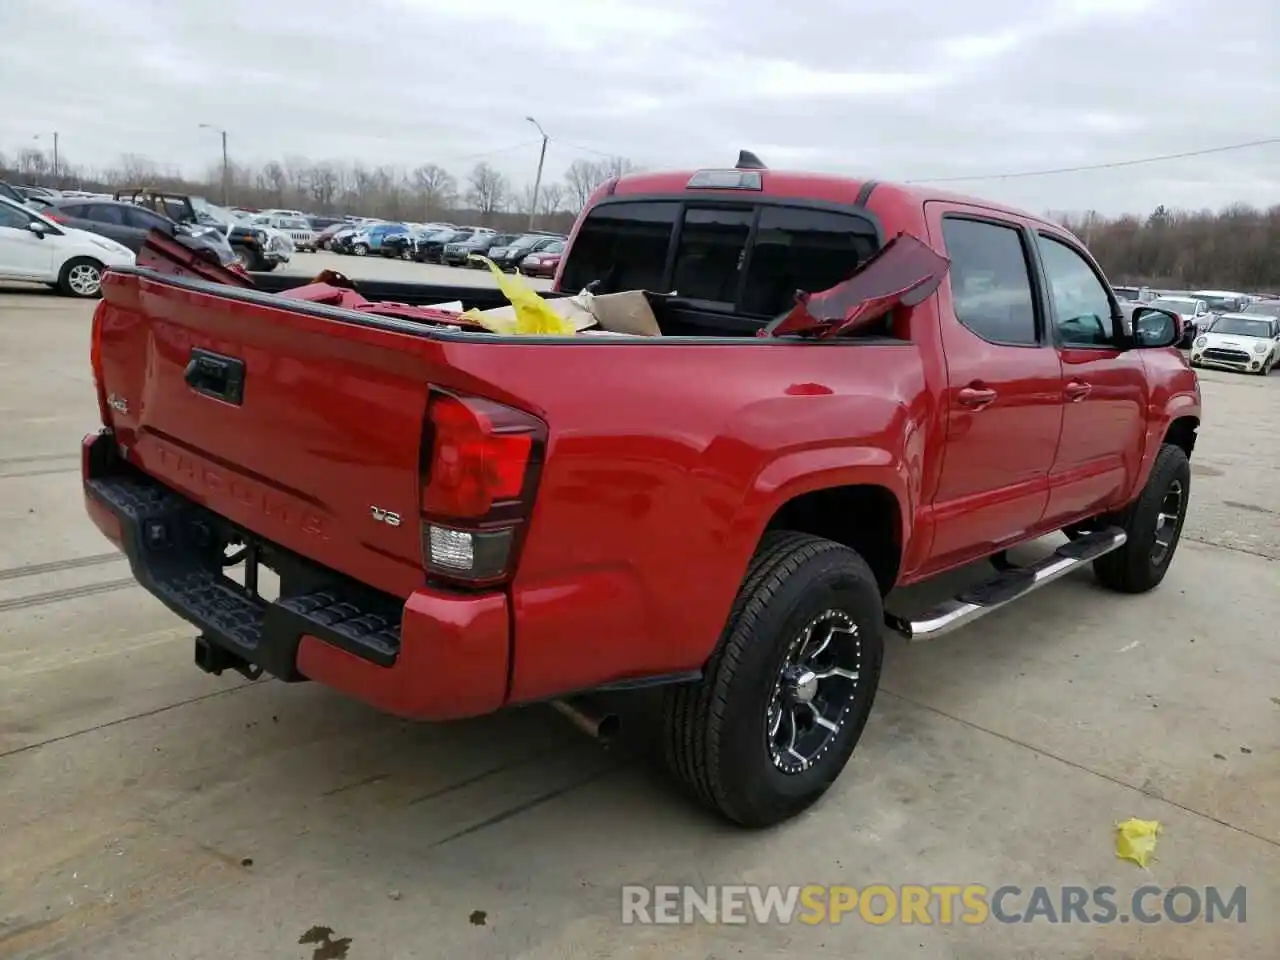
[194,634,264,681]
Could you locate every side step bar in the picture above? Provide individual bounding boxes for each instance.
[885,527,1127,642]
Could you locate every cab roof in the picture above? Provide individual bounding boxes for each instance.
[606,166,1063,231]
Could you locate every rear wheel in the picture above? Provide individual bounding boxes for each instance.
[57,257,104,298]
[1093,443,1190,593]
[662,531,884,827]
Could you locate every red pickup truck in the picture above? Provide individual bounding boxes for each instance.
[82,156,1200,827]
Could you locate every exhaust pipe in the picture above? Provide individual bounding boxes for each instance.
[551,697,620,742]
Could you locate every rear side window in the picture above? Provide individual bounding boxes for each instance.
[86,204,127,225]
[741,208,879,316]
[559,201,678,293]
[941,217,1038,345]
[123,206,170,231]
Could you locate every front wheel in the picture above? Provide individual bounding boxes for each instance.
[230,244,256,270]
[57,257,104,298]
[352,243,369,257]
[1093,443,1191,593]
[662,531,884,827]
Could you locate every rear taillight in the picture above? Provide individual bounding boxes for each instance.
[90,300,110,425]
[419,390,546,586]
[46,212,67,223]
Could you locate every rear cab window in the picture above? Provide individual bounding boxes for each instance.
[559,198,880,321]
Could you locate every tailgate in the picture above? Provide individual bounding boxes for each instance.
[96,271,450,597]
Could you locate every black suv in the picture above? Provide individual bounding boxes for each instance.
[114,189,289,271]
[413,229,473,264]
[487,233,565,272]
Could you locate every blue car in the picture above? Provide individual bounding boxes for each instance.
[348,222,409,256]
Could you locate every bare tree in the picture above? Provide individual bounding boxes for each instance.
[466,162,508,221]
[514,182,538,217]
[410,163,457,219]
[538,182,565,217]
[117,153,156,185]
[16,148,49,179]
[258,161,288,205]
[307,163,341,210]
[564,159,606,213]
[600,155,637,179]
[562,157,634,213]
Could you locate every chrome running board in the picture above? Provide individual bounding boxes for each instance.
[885,527,1127,642]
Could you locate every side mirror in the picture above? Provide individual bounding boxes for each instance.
[26,221,47,238]
[1131,307,1181,348]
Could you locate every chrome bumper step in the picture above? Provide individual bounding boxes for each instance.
[885,527,1127,642]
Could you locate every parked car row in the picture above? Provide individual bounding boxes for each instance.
[317,218,566,274]
[1113,287,1268,347]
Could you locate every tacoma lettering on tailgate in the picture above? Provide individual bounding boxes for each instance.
[151,442,330,540]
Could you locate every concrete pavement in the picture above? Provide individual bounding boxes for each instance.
[0,281,1275,959]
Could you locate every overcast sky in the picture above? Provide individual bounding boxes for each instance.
[2,0,1277,215]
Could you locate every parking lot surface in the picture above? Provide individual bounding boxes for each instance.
[0,278,1276,959]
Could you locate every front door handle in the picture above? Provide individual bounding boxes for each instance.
[1064,380,1092,402]
[957,385,998,409]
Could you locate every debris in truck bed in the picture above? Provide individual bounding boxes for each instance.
[277,272,487,330]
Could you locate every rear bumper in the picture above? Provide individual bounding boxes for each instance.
[80,432,510,721]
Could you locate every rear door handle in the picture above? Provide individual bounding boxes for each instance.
[957,385,998,409]
[184,348,246,405]
[1064,380,1092,402]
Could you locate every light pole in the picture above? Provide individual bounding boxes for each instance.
[34,132,59,183]
[526,116,549,230]
[199,124,229,206]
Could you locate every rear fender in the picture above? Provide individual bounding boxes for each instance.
[735,445,912,574]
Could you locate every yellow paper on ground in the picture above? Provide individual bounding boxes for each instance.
[461,257,578,335]
[1114,818,1161,867]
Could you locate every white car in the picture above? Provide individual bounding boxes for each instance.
[1148,296,1210,346]
[0,195,134,297]
[253,214,314,252]
[1190,289,1251,316]
[1190,313,1280,375]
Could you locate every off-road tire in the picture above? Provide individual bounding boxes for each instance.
[1093,443,1190,593]
[57,257,104,298]
[230,244,258,271]
[661,531,884,827]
